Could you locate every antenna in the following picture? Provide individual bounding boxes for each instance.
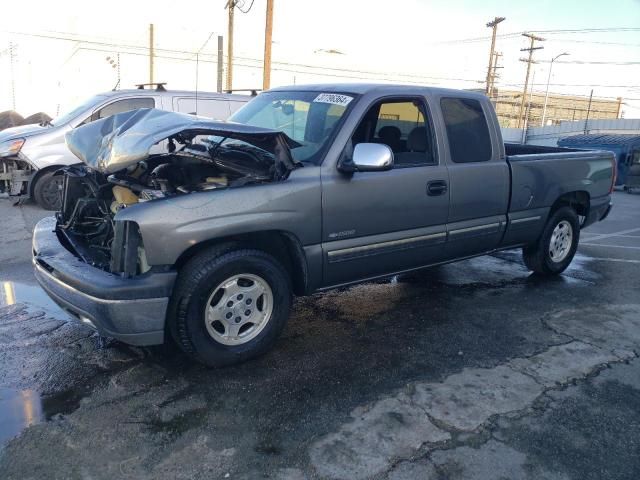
[193,32,216,116]
[195,53,199,115]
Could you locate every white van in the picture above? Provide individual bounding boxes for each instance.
[0,84,252,209]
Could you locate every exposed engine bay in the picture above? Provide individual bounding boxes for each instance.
[56,117,300,275]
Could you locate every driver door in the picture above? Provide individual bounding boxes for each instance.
[321,97,449,287]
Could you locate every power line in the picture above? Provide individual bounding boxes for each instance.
[542,60,640,65]
[6,28,640,103]
[436,27,640,45]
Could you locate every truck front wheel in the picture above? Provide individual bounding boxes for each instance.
[522,206,580,275]
[168,246,292,367]
[33,170,63,210]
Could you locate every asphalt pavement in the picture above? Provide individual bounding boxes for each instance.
[0,192,639,480]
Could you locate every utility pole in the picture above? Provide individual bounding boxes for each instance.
[584,89,594,134]
[522,69,536,144]
[8,42,16,110]
[485,17,505,95]
[226,1,235,91]
[616,97,623,118]
[517,33,545,128]
[489,51,503,100]
[263,0,274,90]
[217,35,224,93]
[149,24,155,84]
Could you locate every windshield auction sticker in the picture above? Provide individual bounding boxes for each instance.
[313,93,354,106]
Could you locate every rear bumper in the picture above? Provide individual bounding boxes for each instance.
[32,217,176,345]
[584,195,612,228]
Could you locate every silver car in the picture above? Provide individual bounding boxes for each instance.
[0,84,250,209]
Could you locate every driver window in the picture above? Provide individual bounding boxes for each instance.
[352,99,435,167]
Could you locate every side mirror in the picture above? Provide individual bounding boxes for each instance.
[339,143,394,173]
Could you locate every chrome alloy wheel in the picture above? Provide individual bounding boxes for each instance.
[204,273,274,346]
[548,220,573,263]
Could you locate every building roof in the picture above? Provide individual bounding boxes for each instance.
[558,134,640,148]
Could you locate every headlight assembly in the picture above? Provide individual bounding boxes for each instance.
[0,138,25,157]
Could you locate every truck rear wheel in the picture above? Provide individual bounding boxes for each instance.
[33,170,63,210]
[522,206,580,275]
[168,245,292,367]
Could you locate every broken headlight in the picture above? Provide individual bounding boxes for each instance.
[0,138,25,157]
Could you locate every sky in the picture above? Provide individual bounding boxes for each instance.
[1,0,639,119]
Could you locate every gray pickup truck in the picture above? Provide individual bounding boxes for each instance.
[32,84,615,366]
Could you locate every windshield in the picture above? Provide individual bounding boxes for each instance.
[51,95,108,127]
[229,91,355,163]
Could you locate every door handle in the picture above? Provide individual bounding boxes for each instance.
[427,180,448,196]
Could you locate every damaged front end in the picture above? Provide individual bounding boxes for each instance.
[56,108,301,275]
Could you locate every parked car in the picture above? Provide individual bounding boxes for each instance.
[0,84,251,209]
[32,84,615,366]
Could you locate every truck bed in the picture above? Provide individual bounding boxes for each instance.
[505,143,581,156]
[500,144,615,246]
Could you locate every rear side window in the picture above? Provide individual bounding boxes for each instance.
[96,97,155,120]
[175,97,231,120]
[440,98,492,163]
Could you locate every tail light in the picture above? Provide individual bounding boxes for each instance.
[609,155,617,194]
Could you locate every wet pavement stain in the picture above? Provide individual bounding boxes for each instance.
[0,281,64,316]
[0,388,43,447]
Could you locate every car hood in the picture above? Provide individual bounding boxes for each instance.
[65,108,301,174]
[0,123,53,142]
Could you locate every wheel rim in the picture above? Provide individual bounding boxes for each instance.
[204,273,274,346]
[549,220,573,263]
[42,177,63,209]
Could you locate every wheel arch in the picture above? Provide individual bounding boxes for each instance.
[173,230,310,296]
[549,190,590,222]
[28,164,64,198]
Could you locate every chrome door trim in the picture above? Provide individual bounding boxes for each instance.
[448,222,501,237]
[327,231,446,264]
[510,215,542,225]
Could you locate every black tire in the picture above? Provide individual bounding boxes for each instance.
[168,244,292,367]
[523,206,580,275]
[33,170,63,210]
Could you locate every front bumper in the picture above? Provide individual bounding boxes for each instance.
[0,154,34,197]
[32,217,177,345]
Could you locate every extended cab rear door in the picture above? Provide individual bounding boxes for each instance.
[321,95,449,287]
[435,95,509,258]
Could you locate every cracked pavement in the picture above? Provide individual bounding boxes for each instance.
[0,192,639,480]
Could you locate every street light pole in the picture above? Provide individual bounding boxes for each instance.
[541,52,569,127]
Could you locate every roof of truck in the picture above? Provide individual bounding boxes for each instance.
[558,134,640,148]
[268,83,487,98]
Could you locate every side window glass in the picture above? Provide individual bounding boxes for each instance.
[352,99,435,167]
[440,97,492,163]
[95,97,155,120]
[175,98,230,120]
